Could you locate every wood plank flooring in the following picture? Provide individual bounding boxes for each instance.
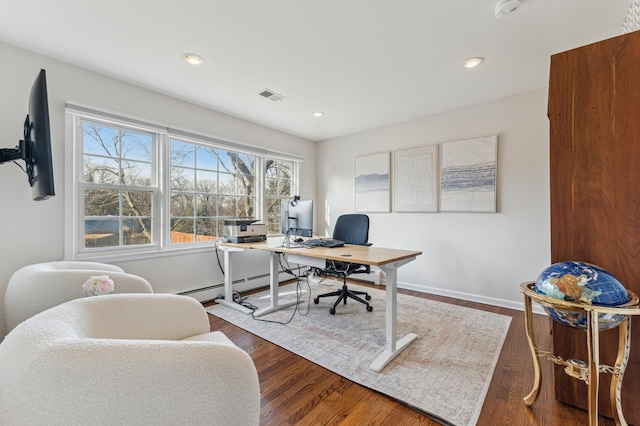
[206,282,616,425]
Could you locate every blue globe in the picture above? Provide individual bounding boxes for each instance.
[535,261,630,330]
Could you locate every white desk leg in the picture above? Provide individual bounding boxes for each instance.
[253,251,300,317]
[215,247,253,314]
[370,259,418,372]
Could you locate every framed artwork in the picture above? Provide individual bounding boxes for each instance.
[440,135,497,212]
[393,145,438,212]
[355,152,390,213]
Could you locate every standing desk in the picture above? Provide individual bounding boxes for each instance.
[216,240,422,372]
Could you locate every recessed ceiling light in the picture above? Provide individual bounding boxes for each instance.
[462,57,484,69]
[313,111,324,118]
[184,53,204,66]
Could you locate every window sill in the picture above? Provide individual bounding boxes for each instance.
[70,243,219,263]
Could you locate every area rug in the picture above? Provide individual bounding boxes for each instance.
[206,281,511,426]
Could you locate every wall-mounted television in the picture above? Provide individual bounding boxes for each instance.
[0,69,55,201]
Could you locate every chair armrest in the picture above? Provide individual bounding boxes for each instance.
[0,339,260,425]
[71,294,211,340]
[5,270,152,332]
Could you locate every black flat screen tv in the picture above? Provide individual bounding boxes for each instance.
[0,69,55,200]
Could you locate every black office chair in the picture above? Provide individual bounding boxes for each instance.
[313,214,373,315]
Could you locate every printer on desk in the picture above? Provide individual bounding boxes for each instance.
[223,219,267,243]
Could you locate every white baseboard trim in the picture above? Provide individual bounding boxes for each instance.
[398,281,548,317]
[180,269,547,317]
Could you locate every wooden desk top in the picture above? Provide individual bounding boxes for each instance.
[219,240,422,266]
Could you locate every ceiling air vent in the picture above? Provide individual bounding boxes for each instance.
[258,89,285,102]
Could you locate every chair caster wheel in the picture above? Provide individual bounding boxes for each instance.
[366,306,373,312]
[313,297,319,304]
[365,295,371,301]
[329,308,336,315]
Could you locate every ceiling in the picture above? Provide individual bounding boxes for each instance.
[0,0,632,141]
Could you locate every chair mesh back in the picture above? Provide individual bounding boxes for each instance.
[332,214,369,245]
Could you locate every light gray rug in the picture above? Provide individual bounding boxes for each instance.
[206,281,511,426]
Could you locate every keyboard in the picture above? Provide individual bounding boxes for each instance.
[302,238,344,248]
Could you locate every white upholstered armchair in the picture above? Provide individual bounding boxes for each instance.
[4,261,153,332]
[0,293,260,425]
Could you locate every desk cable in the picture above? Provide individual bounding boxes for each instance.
[213,241,225,275]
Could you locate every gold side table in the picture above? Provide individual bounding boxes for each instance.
[519,282,640,426]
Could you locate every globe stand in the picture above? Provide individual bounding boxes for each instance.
[520,282,640,426]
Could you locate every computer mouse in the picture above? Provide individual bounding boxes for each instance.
[295,238,304,243]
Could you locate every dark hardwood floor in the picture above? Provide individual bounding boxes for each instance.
[206,281,616,425]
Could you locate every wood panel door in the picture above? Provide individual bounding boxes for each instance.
[549,30,640,423]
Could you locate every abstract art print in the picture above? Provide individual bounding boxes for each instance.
[355,152,390,212]
[440,135,497,212]
[393,145,438,212]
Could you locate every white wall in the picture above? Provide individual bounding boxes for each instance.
[0,39,551,336]
[0,41,316,337]
[316,88,551,309]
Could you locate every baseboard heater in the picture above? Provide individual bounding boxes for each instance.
[179,270,293,303]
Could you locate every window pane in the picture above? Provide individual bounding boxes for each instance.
[218,150,234,172]
[216,220,225,239]
[218,196,237,217]
[171,166,195,191]
[85,189,119,216]
[171,140,195,167]
[264,159,294,235]
[237,176,254,197]
[269,160,291,179]
[73,111,297,255]
[196,193,217,217]
[171,218,194,243]
[265,160,277,179]
[84,155,120,185]
[237,153,255,175]
[277,179,290,196]
[218,173,236,195]
[123,218,151,245]
[171,193,195,217]
[122,190,152,216]
[196,170,217,192]
[171,218,193,233]
[85,219,119,248]
[196,146,217,170]
[265,178,277,196]
[238,196,254,218]
[267,200,282,234]
[121,159,152,186]
[83,123,119,157]
[121,132,152,162]
[195,218,217,240]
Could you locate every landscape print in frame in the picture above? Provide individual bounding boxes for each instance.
[355,152,390,212]
[440,135,497,212]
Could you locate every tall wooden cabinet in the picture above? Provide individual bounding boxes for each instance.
[549,30,640,422]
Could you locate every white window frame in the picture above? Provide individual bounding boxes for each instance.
[64,103,302,262]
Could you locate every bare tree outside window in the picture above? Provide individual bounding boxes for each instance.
[169,140,258,243]
[82,122,154,248]
[71,110,299,256]
[265,159,293,234]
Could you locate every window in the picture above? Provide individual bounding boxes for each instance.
[81,120,158,250]
[265,159,294,234]
[65,104,301,259]
[169,139,256,244]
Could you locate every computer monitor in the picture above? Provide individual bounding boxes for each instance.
[280,197,313,238]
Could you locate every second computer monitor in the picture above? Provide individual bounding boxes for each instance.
[281,199,313,237]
